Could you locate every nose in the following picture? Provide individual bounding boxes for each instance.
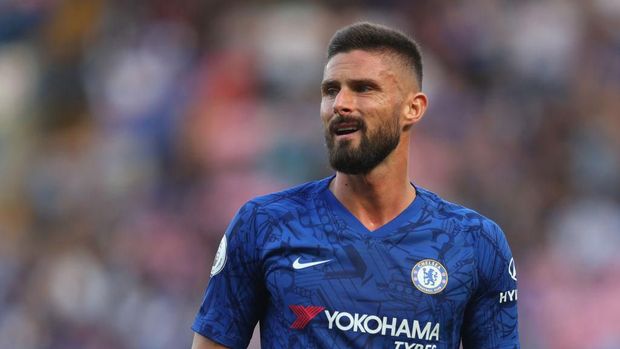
[333,88,354,115]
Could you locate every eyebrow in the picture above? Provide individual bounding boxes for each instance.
[321,78,382,90]
[321,79,339,89]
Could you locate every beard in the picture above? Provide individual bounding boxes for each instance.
[324,114,401,175]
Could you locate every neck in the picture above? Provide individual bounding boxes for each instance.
[329,143,415,231]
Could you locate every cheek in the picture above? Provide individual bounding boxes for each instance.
[320,100,332,123]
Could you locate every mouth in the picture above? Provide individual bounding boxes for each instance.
[335,126,359,136]
[330,119,364,138]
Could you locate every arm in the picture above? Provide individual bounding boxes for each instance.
[191,202,268,348]
[191,333,229,349]
[461,220,520,349]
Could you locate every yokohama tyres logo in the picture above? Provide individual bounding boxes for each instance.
[288,305,441,343]
[289,305,325,329]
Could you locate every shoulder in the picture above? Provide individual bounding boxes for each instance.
[416,186,506,242]
[241,177,330,219]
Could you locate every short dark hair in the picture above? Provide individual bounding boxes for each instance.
[327,22,423,88]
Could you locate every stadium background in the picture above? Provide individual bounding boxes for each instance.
[1,0,619,348]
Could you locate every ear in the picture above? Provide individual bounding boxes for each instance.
[402,92,428,130]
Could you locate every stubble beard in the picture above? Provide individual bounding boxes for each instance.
[325,114,401,175]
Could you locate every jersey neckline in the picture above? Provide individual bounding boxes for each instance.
[318,175,427,238]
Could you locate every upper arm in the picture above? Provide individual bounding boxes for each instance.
[191,332,229,349]
[461,220,520,349]
[191,202,268,348]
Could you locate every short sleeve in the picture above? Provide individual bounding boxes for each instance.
[192,201,268,349]
[461,220,520,349]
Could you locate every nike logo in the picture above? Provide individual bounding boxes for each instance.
[292,257,332,270]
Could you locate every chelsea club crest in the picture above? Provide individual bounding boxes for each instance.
[411,259,448,294]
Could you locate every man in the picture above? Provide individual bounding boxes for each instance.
[191,22,520,349]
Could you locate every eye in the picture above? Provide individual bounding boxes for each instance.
[357,84,373,92]
[351,80,379,93]
[322,85,340,97]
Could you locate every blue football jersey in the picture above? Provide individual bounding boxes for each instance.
[193,177,520,349]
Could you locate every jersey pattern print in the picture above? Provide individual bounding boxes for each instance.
[192,177,519,349]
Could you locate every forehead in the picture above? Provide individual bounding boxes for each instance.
[323,50,400,83]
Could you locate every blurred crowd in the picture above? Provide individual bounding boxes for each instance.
[0,0,619,348]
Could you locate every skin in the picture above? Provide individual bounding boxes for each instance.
[191,334,227,349]
[321,49,428,231]
[191,49,428,348]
